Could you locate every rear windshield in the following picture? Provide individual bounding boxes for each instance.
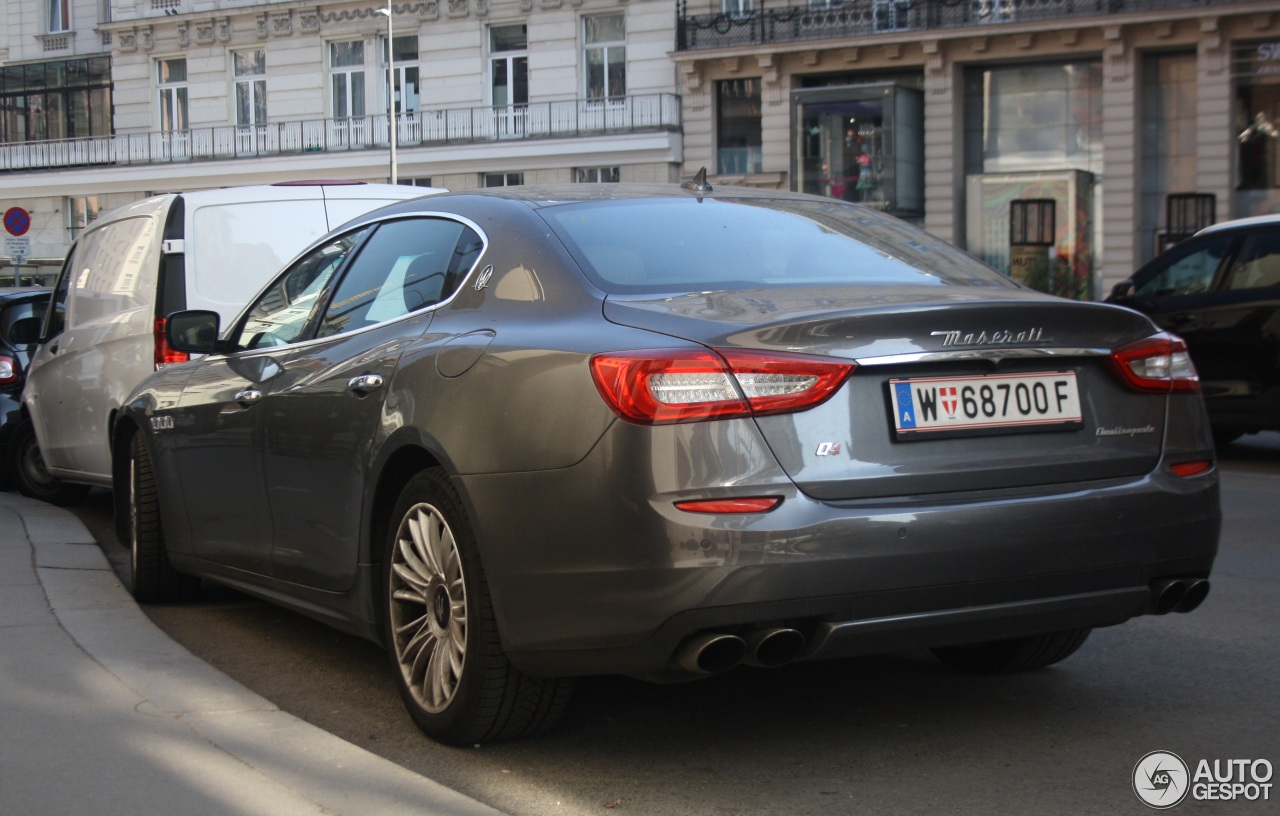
[539,197,1010,294]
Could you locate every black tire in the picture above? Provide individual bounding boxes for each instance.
[931,628,1091,673]
[384,468,573,745]
[126,432,199,603]
[6,417,90,506]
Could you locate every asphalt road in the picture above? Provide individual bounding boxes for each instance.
[69,435,1280,816]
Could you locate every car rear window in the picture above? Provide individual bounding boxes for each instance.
[539,197,1009,294]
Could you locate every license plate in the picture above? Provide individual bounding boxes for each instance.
[890,371,1083,439]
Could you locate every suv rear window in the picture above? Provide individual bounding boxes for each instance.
[539,197,1009,294]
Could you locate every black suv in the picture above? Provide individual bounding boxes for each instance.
[1107,215,1280,445]
[1,287,52,490]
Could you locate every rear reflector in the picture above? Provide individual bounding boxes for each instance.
[1170,460,1213,478]
[590,348,854,425]
[674,497,782,514]
[1109,333,1199,394]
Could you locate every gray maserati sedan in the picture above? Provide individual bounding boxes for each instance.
[113,181,1219,745]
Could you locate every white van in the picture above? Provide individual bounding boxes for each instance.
[12,181,438,502]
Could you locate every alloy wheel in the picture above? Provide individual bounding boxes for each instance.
[389,502,468,714]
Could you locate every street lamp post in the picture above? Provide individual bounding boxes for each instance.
[378,1,398,184]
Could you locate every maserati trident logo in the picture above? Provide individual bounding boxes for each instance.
[931,327,1046,347]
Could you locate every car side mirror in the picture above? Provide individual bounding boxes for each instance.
[1109,279,1136,301]
[7,315,43,346]
[166,310,222,354]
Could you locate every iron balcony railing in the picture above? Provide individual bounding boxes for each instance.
[0,93,681,173]
[678,0,1254,51]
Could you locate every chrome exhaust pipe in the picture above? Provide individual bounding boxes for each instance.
[675,633,747,675]
[1151,579,1187,615]
[742,627,806,668]
[1175,579,1210,613]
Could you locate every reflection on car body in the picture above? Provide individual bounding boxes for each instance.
[115,182,1220,746]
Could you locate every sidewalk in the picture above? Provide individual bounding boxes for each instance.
[0,491,504,816]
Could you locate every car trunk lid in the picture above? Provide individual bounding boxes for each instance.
[604,286,1171,500]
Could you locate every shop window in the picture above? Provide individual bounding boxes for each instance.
[1234,41,1280,217]
[717,79,762,175]
[791,84,924,218]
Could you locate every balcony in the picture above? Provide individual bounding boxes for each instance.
[677,0,1255,51]
[0,93,681,174]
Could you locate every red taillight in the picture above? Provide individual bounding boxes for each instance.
[674,497,782,514]
[1170,460,1213,478]
[0,353,17,386]
[589,348,854,425]
[1110,334,1199,394]
[154,317,190,370]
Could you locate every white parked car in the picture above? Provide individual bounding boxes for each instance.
[11,181,440,503]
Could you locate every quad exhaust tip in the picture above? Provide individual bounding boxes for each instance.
[1151,578,1210,615]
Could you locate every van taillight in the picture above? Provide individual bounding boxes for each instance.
[154,317,190,369]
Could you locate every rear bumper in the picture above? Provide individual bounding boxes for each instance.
[461,437,1220,677]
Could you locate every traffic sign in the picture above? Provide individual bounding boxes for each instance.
[5,236,30,265]
[4,207,31,237]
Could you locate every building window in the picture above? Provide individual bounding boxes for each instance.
[584,14,625,103]
[233,49,267,127]
[66,195,101,241]
[157,58,189,132]
[385,36,420,116]
[48,0,71,33]
[0,57,112,144]
[575,167,620,183]
[1234,41,1280,218]
[490,25,528,108]
[717,79,762,175]
[484,172,523,187]
[398,177,434,188]
[722,0,753,16]
[963,61,1102,176]
[329,41,365,119]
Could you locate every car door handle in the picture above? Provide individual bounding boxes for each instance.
[348,373,384,394]
[234,388,263,406]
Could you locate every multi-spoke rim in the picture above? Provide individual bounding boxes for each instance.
[389,502,468,714]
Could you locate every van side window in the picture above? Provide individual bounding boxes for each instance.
[234,227,371,350]
[316,217,482,339]
[1133,234,1234,299]
[68,215,160,327]
[43,246,77,339]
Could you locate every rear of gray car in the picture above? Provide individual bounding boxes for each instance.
[114,186,1219,745]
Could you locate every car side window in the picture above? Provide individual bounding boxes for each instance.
[43,245,77,339]
[1222,230,1280,292]
[1134,234,1234,299]
[234,227,371,350]
[316,217,482,339]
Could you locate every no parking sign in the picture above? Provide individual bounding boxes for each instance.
[4,207,32,264]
